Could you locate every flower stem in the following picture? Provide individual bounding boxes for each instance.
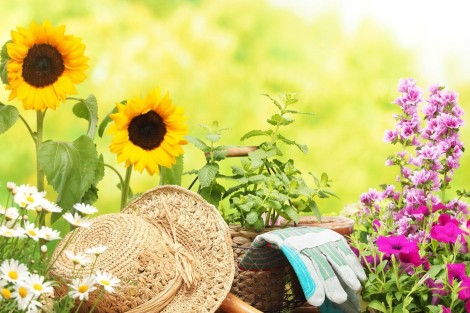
[88,289,105,313]
[36,111,46,192]
[120,166,133,210]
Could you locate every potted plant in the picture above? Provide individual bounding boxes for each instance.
[349,78,470,312]
[186,93,342,312]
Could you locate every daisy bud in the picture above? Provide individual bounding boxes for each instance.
[41,245,48,253]
[6,182,17,194]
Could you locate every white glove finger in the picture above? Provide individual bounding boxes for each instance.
[317,243,361,291]
[298,253,326,306]
[336,238,367,281]
[302,248,348,304]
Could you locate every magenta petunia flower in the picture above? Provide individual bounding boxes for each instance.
[447,263,467,285]
[431,223,465,244]
[441,307,451,313]
[398,250,422,267]
[466,299,470,312]
[459,279,470,301]
[376,235,418,256]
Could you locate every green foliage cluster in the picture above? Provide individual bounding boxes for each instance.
[0,0,469,214]
[187,94,337,230]
[0,95,103,221]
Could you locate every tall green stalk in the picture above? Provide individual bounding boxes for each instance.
[120,166,133,210]
[35,111,45,192]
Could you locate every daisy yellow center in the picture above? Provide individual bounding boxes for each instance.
[1,288,11,299]
[128,111,167,150]
[78,285,88,293]
[19,287,28,298]
[100,279,110,286]
[26,195,35,203]
[22,43,65,87]
[33,283,43,291]
[28,229,37,236]
[8,271,18,280]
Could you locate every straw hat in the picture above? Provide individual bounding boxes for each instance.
[51,185,234,313]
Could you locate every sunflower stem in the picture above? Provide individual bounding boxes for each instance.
[36,111,46,192]
[120,166,133,210]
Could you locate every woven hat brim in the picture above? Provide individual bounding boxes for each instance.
[123,185,235,313]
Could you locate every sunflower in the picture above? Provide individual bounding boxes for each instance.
[5,21,88,111]
[109,89,188,175]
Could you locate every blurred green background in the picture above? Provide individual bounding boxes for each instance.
[0,0,469,216]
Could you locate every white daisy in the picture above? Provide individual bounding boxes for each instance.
[11,282,41,311]
[73,203,98,215]
[93,271,120,293]
[63,212,91,228]
[13,185,45,210]
[84,245,108,255]
[38,226,61,241]
[64,250,92,267]
[23,221,41,241]
[27,274,54,296]
[38,199,62,214]
[68,276,97,301]
[0,206,19,221]
[0,259,29,283]
[0,225,25,239]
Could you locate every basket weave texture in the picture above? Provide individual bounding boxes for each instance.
[51,185,234,313]
[224,225,307,313]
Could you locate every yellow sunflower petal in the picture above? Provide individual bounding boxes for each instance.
[108,88,188,175]
[5,21,87,111]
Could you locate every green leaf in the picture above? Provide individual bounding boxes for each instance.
[72,94,98,138]
[80,154,105,205]
[212,146,228,161]
[426,306,442,313]
[240,129,272,141]
[0,40,11,84]
[206,133,221,142]
[427,264,444,279]
[159,155,184,185]
[267,113,294,126]
[0,104,19,134]
[253,218,264,231]
[277,134,308,153]
[262,93,283,111]
[198,163,219,188]
[199,183,225,207]
[284,205,299,223]
[367,300,386,312]
[98,105,119,137]
[231,166,247,176]
[186,135,211,153]
[246,210,259,224]
[38,135,100,212]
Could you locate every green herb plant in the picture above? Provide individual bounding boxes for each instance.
[187,93,337,231]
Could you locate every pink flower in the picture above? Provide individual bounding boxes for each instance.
[376,235,418,256]
[459,279,470,301]
[398,250,422,267]
[431,223,465,244]
[447,263,467,285]
[442,307,451,313]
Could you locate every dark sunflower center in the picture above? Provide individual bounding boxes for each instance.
[22,44,65,87]
[128,111,167,150]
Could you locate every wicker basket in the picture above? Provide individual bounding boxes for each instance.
[222,225,307,313]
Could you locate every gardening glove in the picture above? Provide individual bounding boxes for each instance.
[239,227,366,309]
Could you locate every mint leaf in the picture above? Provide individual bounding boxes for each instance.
[198,163,219,188]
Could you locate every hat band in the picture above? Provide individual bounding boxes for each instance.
[129,199,200,312]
